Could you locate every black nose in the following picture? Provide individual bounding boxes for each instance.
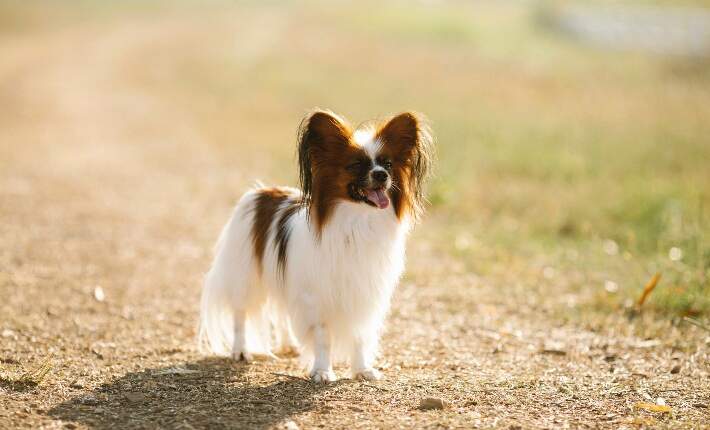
[372,170,388,183]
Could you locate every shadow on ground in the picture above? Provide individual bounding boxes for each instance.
[49,358,334,429]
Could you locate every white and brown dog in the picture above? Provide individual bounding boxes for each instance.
[199,109,433,383]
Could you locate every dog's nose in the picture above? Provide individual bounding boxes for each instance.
[372,170,388,183]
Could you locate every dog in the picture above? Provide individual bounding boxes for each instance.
[199,109,433,382]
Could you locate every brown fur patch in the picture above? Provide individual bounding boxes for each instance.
[298,110,368,234]
[297,110,434,232]
[375,112,434,221]
[274,200,300,278]
[251,188,291,273]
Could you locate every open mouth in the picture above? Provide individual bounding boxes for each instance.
[363,187,390,209]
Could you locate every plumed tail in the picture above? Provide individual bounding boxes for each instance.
[198,191,272,356]
[197,268,234,355]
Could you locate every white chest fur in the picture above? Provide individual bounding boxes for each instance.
[283,202,409,343]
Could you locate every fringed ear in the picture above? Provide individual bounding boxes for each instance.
[296,109,352,208]
[377,112,435,221]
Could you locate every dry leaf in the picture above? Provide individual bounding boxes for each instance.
[628,416,658,425]
[637,273,661,307]
[635,402,671,413]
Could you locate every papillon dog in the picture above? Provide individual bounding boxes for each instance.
[199,109,433,382]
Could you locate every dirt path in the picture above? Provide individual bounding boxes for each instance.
[1,7,708,430]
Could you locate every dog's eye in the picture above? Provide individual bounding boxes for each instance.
[346,161,363,171]
[376,156,393,170]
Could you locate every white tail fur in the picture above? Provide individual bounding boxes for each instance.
[198,191,271,356]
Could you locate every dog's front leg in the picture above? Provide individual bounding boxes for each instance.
[309,323,336,383]
[351,337,382,381]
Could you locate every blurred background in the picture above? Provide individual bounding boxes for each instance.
[1,0,708,322]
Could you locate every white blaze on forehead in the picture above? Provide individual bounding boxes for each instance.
[353,127,382,160]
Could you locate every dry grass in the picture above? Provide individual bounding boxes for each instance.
[1,1,708,428]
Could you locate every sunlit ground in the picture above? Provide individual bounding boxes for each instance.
[1,1,709,428]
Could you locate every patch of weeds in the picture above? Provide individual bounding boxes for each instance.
[0,359,52,392]
[650,273,709,316]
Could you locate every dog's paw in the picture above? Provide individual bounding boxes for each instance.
[232,350,254,363]
[310,369,336,384]
[353,368,382,381]
[275,345,300,358]
[234,351,279,362]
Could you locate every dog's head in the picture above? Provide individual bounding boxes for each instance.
[297,109,433,232]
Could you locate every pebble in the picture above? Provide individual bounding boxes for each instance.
[93,286,105,302]
[78,396,99,406]
[419,397,447,410]
[670,364,681,374]
[124,392,146,403]
[283,420,299,430]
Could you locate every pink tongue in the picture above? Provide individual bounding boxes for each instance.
[366,189,390,209]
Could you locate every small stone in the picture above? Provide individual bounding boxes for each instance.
[542,341,566,355]
[283,420,299,430]
[1,329,16,339]
[670,364,681,374]
[124,392,146,403]
[419,397,447,410]
[79,396,99,406]
[152,367,201,376]
[693,402,708,409]
[93,286,105,302]
[65,423,77,429]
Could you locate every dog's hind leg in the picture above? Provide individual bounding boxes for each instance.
[231,309,251,362]
[274,315,299,357]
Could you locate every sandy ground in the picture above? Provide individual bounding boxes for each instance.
[1,4,708,430]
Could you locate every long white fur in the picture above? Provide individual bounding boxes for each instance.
[199,131,410,380]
